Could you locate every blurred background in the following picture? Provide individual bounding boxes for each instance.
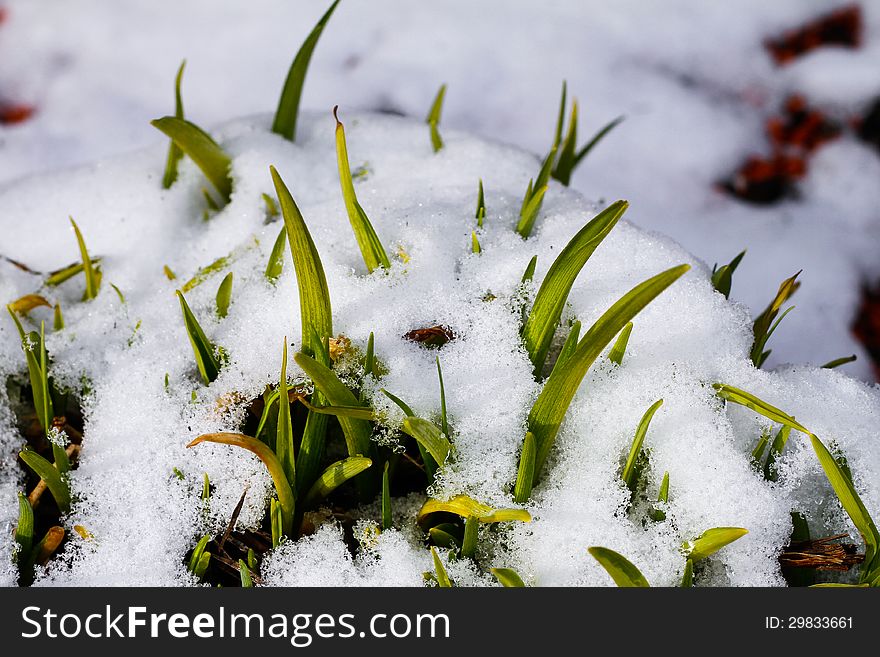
[1,0,878,378]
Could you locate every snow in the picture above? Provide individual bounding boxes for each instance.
[0,1,879,587]
[0,109,878,587]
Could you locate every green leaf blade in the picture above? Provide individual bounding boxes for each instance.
[304,456,373,507]
[588,546,650,587]
[19,450,70,514]
[151,117,232,203]
[176,290,221,385]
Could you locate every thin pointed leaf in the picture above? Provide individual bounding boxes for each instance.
[304,456,372,506]
[608,321,633,366]
[426,84,447,152]
[429,528,460,549]
[475,179,485,227]
[188,534,211,574]
[431,546,452,587]
[751,430,770,464]
[553,81,567,149]
[201,473,210,501]
[276,341,296,487]
[515,184,548,238]
[418,494,531,524]
[272,0,340,140]
[552,99,579,185]
[713,384,811,435]
[684,527,749,561]
[188,432,294,538]
[514,431,536,504]
[522,200,628,375]
[751,272,799,367]
[529,264,690,479]
[460,515,478,558]
[711,250,745,299]
[15,493,34,563]
[270,499,283,548]
[19,450,69,514]
[572,115,625,168]
[151,117,232,203]
[491,568,526,587]
[811,435,880,579]
[70,217,99,300]
[621,399,663,492]
[471,231,481,254]
[551,321,581,376]
[822,355,857,369]
[588,546,650,587]
[53,304,64,331]
[680,559,694,587]
[436,357,449,438]
[381,461,392,531]
[216,272,233,318]
[46,259,101,287]
[401,417,451,468]
[381,389,415,417]
[334,107,391,272]
[521,255,538,284]
[238,559,253,588]
[162,60,186,188]
[176,290,221,385]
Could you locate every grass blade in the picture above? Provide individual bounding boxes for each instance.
[431,546,452,587]
[265,225,287,282]
[471,231,481,254]
[521,255,538,284]
[70,217,99,300]
[514,431,536,504]
[822,355,857,369]
[304,456,373,506]
[436,357,449,438]
[552,98,579,185]
[176,290,221,385]
[649,471,670,521]
[270,499,283,548]
[810,435,880,580]
[516,147,556,237]
[151,117,232,203]
[426,84,447,152]
[8,310,54,436]
[571,115,625,170]
[684,527,748,561]
[751,272,799,367]
[401,417,451,468]
[334,107,391,272]
[276,341,296,487]
[621,399,663,493]
[271,0,340,141]
[460,515,478,558]
[216,272,233,318]
[522,200,628,375]
[381,461,392,531]
[418,494,531,524]
[680,559,694,587]
[475,179,485,227]
[15,492,34,563]
[711,250,745,299]
[382,389,439,480]
[587,546,650,587]
[381,389,415,417]
[19,450,70,514]
[529,264,690,479]
[608,321,633,366]
[162,60,186,188]
[491,568,526,587]
[188,432,294,538]
[238,559,254,587]
[713,384,811,435]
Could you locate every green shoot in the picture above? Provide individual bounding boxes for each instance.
[272,0,340,141]
[216,272,233,318]
[515,147,554,238]
[265,226,287,282]
[15,493,34,565]
[381,462,392,531]
[188,534,212,579]
[201,473,211,501]
[176,290,221,385]
[334,107,391,272]
[238,560,253,587]
[151,117,233,204]
[248,548,258,571]
[263,193,280,219]
[270,499,283,549]
[751,272,799,367]
[304,456,373,506]
[521,255,538,284]
[363,331,377,381]
[711,250,745,299]
[513,431,536,504]
[46,258,102,287]
[810,435,880,582]
[162,60,186,189]
[621,399,663,494]
[418,494,531,525]
[381,389,438,480]
[587,546,650,587]
[528,264,690,481]
[7,309,54,436]
[649,471,670,522]
[431,547,452,587]
[751,429,770,465]
[382,388,416,417]
[426,84,446,152]
[401,417,451,469]
[550,321,581,377]
[522,200,628,375]
[471,231,481,254]
[680,559,694,587]
[164,265,177,280]
[19,449,70,514]
[276,341,296,487]
[490,568,526,587]
[70,217,100,300]
[429,527,460,550]
[436,357,449,438]
[460,515,478,558]
[475,179,485,228]
[188,432,294,538]
[684,527,748,561]
[712,383,811,435]
[608,321,633,365]
[822,354,857,369]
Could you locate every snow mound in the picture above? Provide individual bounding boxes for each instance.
[1,111,878,586]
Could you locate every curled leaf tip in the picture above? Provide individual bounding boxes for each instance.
[333,105,341,124]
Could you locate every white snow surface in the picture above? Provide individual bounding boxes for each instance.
[0,0,879,376]
[0,111,878,586]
